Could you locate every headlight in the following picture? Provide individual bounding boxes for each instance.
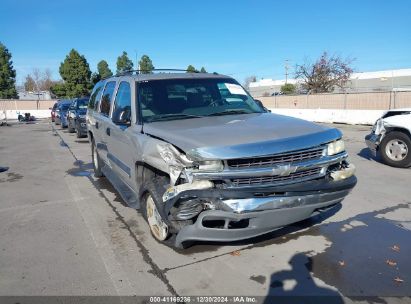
[327,139,345,156]
[198,160,224,172]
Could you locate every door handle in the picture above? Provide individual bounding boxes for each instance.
[106,127,110,136]
[95,122,99,129]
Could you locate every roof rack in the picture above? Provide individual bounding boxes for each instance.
[114,68,204,77]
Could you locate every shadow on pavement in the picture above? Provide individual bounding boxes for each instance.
[264,253,344,304]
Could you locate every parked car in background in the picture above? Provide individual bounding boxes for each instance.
[50,102,58,122]
[67,97,89,138]
[54,100,72,128]
[87,70,356,248]
[365,108,411,168]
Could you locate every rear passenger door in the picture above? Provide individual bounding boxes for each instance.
[107,81,134,185]
[96,81,117,164]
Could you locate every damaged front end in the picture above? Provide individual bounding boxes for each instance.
[365,110,411,156]
[154,140,356,247]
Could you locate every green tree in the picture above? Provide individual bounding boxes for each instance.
[97,60,113,78]
[50,81,67,97]
[200,67,207,73]
[280,83,296,95]
[186,65,197,73]
[116,51,133,74]
[90,72,101,86]
[0,42,18,99]
[52,49,92,98]
[24,74,36,91]
[139,55,154,74]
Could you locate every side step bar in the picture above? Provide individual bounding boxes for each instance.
[102,165,139,209]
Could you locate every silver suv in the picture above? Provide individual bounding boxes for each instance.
[87,70,357,248]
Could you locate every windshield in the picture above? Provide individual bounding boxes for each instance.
[77,98,89,109]
[137,78,263,123]
[60,104,70,111]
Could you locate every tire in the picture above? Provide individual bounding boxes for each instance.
[68,119,75,133]
[76,126,82,138]
[140,176,176,246]
[379,131,411,168]
[91,138,104,177]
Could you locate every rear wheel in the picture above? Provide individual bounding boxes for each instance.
[68,120,75,133]
[380,131,411,168]
[76,122,82,138]
[91,138,104,177]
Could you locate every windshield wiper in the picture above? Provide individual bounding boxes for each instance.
[207,109,251,116]
[148,113,204,122]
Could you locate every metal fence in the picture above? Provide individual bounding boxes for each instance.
[259,91,411,110]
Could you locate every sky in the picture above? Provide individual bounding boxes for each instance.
[1,0,411,84]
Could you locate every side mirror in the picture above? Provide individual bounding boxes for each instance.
[113,109,131,126]
[254,99,270,112]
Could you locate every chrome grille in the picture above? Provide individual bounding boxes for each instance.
[227,147,324,169]
[231,168,322,187]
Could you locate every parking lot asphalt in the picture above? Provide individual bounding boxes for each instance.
[0,120,410,302]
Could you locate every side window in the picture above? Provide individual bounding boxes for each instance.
[100,81,116,116]
[112,82,131,123]
[88,82,104,110]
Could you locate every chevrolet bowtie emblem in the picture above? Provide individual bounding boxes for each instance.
[272,164,298,176]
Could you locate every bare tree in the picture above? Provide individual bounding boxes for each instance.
[42,69,54,91]
[24,74,36,91]
[24,68,55,92]
[243,75,257,89]
[295,52,354,93]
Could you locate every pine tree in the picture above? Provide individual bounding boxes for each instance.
[51,49,92,98]
[0,42,18,99]
[186,65,197,73]
[116,51,133,74]
[200,67,207,73]
[97,60,113,78]
[139,55,154,74]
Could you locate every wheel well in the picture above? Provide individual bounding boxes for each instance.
[385,127,411,139]
[135,162,169,201]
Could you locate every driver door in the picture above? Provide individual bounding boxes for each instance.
[106,81,134,186]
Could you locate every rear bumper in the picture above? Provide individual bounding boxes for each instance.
[173,175,357,247]
[365,133,380,156]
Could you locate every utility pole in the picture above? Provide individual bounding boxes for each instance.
[134,50,139,71]
[284,59,289,84]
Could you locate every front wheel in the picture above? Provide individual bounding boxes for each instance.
[91,138,104,177]
[140,177,173,244]
[380,131,411,168]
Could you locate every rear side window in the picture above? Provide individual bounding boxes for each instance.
[88,82,104,110]
[100,81,116,116]
[112,82,131,123]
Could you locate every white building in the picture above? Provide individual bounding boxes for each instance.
[249,68,411,97]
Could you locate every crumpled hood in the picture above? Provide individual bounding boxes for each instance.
[143,113,342,160]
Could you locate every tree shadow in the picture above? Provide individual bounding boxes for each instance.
[264,253,344,304]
